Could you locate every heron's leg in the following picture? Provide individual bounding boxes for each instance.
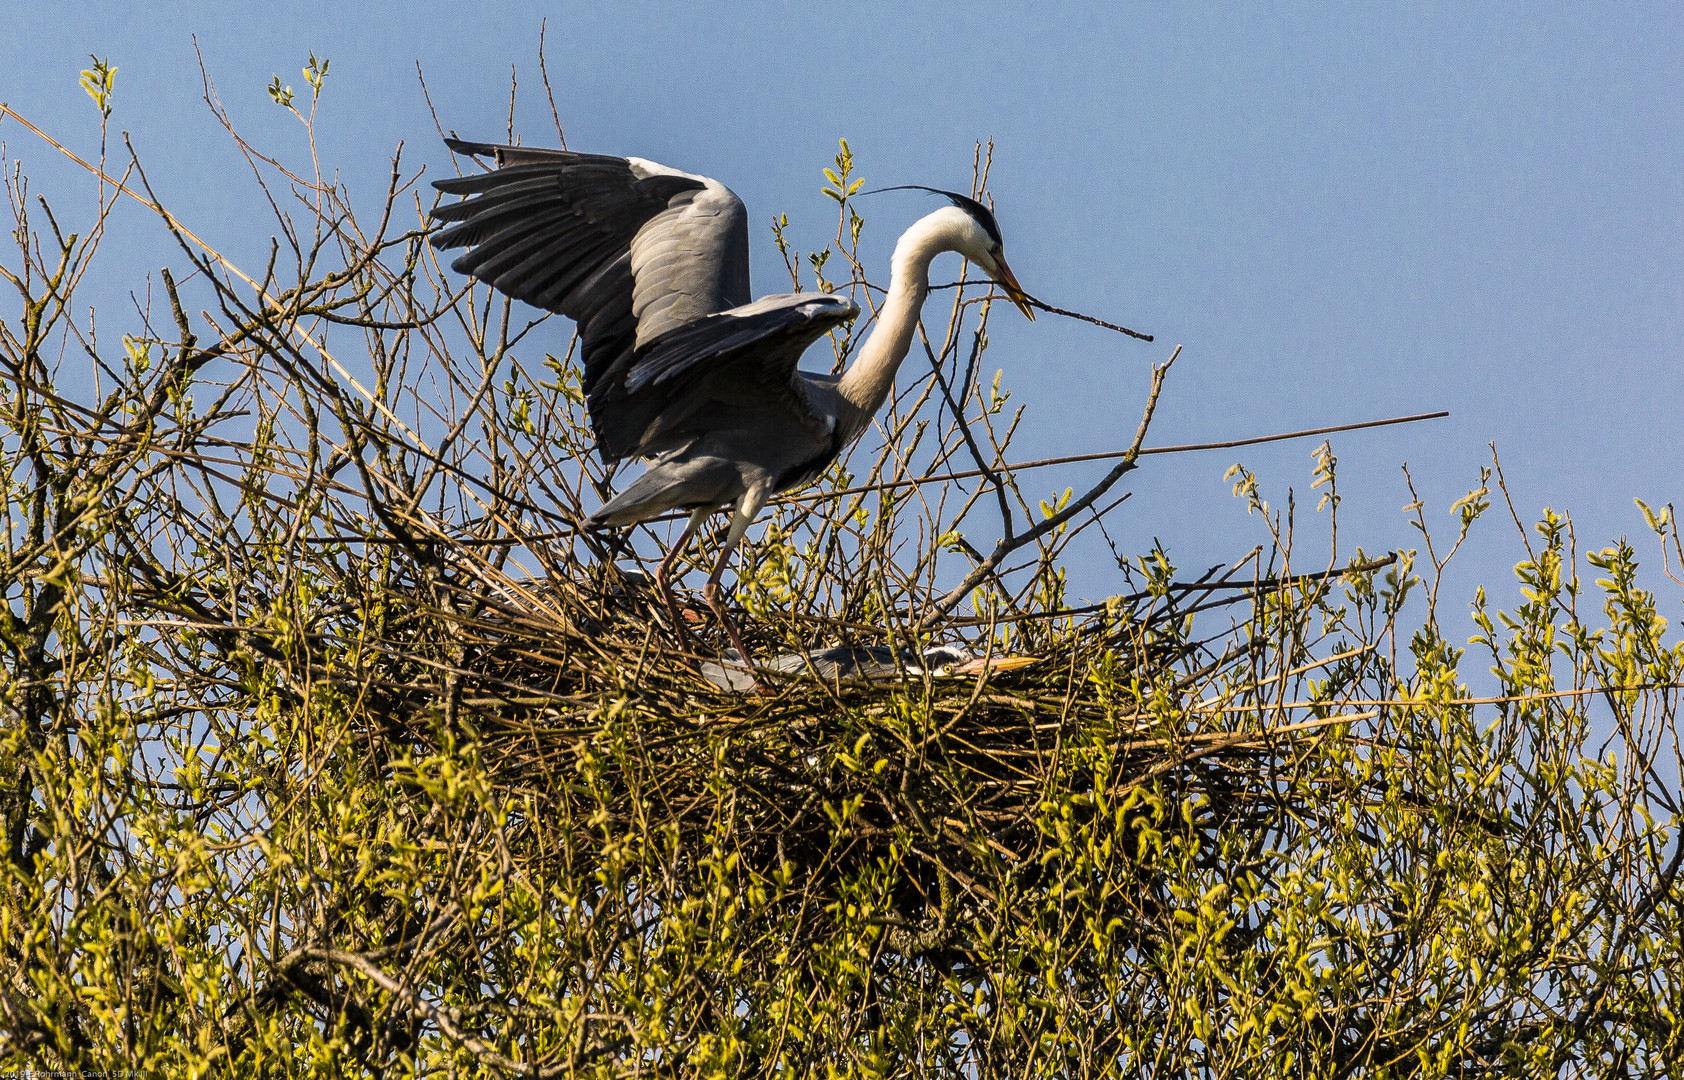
[702,491,769,691]
[654,508,711,652]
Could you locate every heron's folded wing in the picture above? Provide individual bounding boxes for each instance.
[588,293,860,462]
[429,139,750,399]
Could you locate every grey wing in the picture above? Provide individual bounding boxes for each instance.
[590,293,860,464]
[428,138,750,399]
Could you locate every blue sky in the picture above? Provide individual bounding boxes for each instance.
[6,3,1683,640]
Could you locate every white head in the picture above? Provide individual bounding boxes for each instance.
[883,187,1036,320]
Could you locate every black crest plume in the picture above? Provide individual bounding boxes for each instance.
[858,185,1002,247]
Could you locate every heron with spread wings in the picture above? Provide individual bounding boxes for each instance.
[429,138,1033,674]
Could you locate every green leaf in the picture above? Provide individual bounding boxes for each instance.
[267,75,295,109]
[79,55,117,117]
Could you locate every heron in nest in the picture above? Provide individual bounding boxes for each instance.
[701,645,1039,693]
[430,140,1034,676]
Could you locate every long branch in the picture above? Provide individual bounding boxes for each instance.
[784,409,1449,505]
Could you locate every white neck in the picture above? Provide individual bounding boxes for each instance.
[835,210,965,441]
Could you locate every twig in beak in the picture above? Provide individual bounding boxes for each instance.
[1023,295,1153,341]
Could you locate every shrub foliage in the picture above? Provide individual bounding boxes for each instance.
[1,68,1681,1078]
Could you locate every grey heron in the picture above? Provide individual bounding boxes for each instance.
[701,645,1038,692]
[429,139,1034,676]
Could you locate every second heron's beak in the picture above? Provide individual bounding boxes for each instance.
[948,654,1040,677]
[990,253,1036,320]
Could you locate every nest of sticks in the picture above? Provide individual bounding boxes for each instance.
[353,501,1384,962]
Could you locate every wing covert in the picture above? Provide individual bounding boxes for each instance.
[428,139,751,398]
[589,293,860,462]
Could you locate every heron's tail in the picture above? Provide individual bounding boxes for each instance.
[589,460,726,528]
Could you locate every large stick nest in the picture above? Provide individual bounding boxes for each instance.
[351,523,1376,964]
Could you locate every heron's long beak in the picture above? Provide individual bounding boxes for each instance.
[991,253,1036,320]
[949,654,1039,677]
